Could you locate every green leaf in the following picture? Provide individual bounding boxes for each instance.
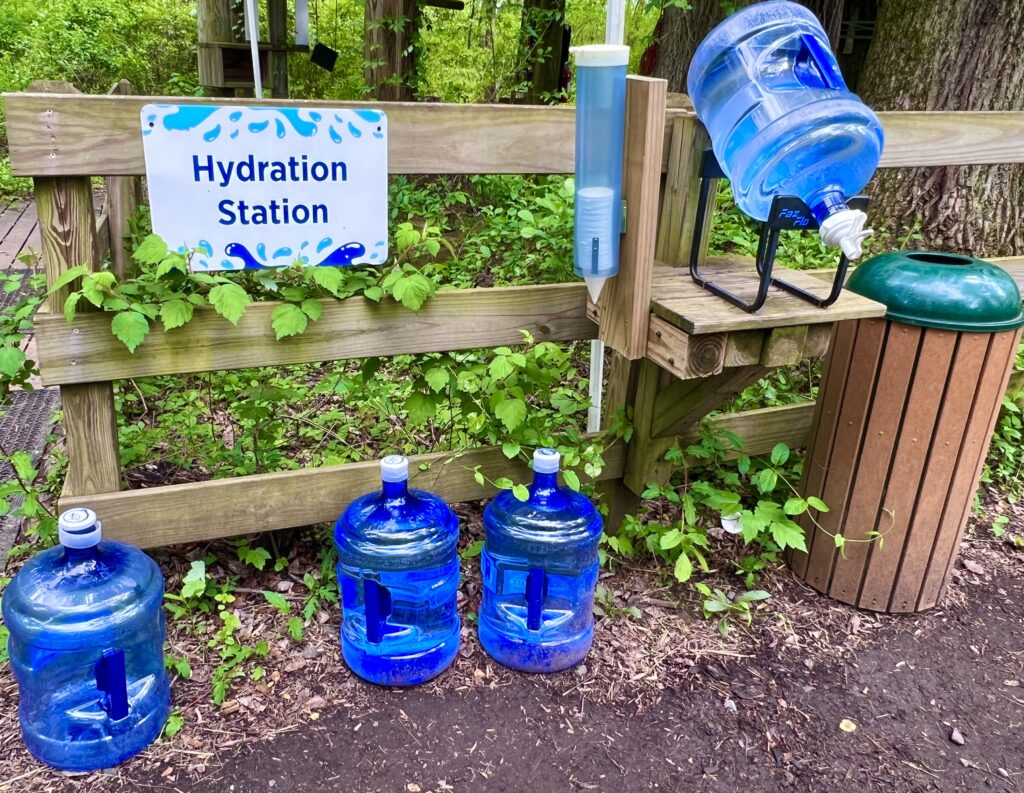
[395,223,420,251]
[735,590,771,603]
[300,299,324,321]
[460,539,484,560]
[756,468,778,493]
[64,292,81,324]
[473,468,485,487]
[834,533,845,549]
[512,483,530,502]
[180,560,207,599]
[271,303,308,339]
[209,283,251,325]
[783,497,808,516]
[47,264,89,295]
[494,477,514,489]
[262,590,291,614]
[494,397,527,431]
[404,391,437,425]
[160,299,193,331]
[0,346,26,377]
[501,440,521,460]
[425,367,450,393]
[770,443,790,466]
[363,285,384,302]
[163,710,185,739]
[391,273,434,312]
[134,234,169,264]
[488,355,516,379]
[660,528,682,550]
[562,469,581,491]
[807,496,829,513]
[240,545,272,570]
[310,266,343,295]
[111,311,150,353]
[287,617,304,641]
[770,518,807,553]
[673,553,693,582]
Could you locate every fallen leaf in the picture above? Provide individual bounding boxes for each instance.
[962,559,985,575]
[839,719,858,733]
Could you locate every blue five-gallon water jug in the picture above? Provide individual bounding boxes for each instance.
[687,0,884,259]
[334,455,461,686]
[479,449,603,672]
[3,509,170,770]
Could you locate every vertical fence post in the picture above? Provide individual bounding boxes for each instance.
[104,80,142,280]
[655,114,713,268]
[36,176,122,498]
[593,75,668,360]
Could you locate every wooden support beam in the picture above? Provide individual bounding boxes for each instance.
[656,115,713,269]
[623,359,675,493]
[595,76,668,360]
[646,315,725,380]
[760,325,808,367]
[198,0,235,96]
[34,283,595,386]
[104,80,142,279]
[267,0,289,98]
[36,175,122,497]
[723,330,765,366]
[651,365,770,439]
[62,440,626,548]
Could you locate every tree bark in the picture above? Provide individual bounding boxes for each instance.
[859,0,1024,256]
[516,0,567,103]
[643,0,844,91]
[365,0,420,101]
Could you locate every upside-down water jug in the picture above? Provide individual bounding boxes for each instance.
[479,448,603,672]
[334,455,461,686]
[3,509,170,770]
[687,0,884,259]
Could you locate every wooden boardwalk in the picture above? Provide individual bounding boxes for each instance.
[0,200,40,269]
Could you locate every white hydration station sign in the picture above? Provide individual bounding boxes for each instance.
[141,104,388,270]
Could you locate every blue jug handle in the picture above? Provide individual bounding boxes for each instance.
[363,578,392,644]
[795,33,846,91]
[525,566,547,631]
[95,648,129,720]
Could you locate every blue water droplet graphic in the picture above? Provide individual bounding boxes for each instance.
[347,122,362,138]
[316,237,334,253]
[248,120,270,133]
[355,110,383,123]
[273,247,293,259]
[198,240,213,257]
[329,126,343,144]
[203,124,222,142]
[229,111,243,121]
[275,119,287,138]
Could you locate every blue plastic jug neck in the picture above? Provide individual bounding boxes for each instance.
[810,190,848,224]
[62,545,98,563]
[531,470,559,496]
[382,477,409,499]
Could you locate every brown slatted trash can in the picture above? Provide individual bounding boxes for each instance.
[789,251,1024,612]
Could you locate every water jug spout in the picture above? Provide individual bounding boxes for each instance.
[819,207,873,261]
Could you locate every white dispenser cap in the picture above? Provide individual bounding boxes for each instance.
[59,508,102,549]
[533,448,561,474]
[380,455,409,483]
[570,44,630,67]
[819,208,873,261]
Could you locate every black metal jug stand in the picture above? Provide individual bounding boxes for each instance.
[689,149,869,313]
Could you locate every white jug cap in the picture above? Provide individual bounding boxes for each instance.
[570,44,630,67]
[381,455,409,483]
[533,448,561,474]
[59,508,102,549]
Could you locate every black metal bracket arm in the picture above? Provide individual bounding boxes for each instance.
[688,148,869,313]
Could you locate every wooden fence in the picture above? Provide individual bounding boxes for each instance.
[6,80,1024,548]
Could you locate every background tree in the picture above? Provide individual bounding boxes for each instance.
[365,0,420,100]
[642,0,844,92]
[859,0,1024,256]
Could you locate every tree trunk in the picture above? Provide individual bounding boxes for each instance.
[517,0,568,103]
[859,0,1024,256]
[643,0,844,91]
[365,0,419,101]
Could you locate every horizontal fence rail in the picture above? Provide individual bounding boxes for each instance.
[34,282,595,386]
[6,93,1024,178]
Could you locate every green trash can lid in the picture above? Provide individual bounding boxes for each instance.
[846,250,1024,332]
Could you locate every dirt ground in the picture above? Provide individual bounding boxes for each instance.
[2,494,1022,793]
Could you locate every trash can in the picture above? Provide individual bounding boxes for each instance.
[789,251,1024,612]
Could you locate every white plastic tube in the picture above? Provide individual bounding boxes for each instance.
[245,0,263,98]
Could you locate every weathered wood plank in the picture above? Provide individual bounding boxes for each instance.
[877,111,1024,168]
[34,283,596,386]
[3,93,687,177]
[595,76,668,360]
[650,365,769,439]
[36,178,96,312]
[623,359,674,493]
[646,315,725,381]
[61,441,626,548]
[760,325,808,367]
[650,257,885,335]
[655,115,710,268]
